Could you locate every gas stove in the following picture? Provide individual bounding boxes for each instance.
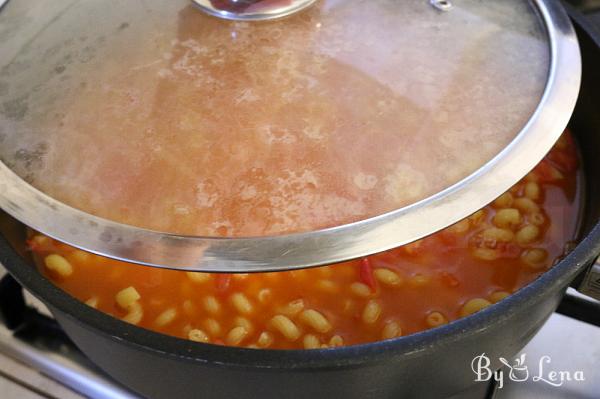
[0,2,600,399]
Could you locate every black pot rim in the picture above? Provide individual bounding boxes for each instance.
[2,217,599,371]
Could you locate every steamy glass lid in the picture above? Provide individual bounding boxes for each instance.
[0,0,580,271]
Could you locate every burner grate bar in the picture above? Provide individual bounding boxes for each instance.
[0,322,139,399]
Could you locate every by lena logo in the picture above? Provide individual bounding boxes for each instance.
[471,353,585,389]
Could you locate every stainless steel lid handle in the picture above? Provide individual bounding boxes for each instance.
[191,0,317,21]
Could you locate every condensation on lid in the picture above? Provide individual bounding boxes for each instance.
[0,0,549,237]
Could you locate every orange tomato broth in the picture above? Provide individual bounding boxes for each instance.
[29,130,580,350]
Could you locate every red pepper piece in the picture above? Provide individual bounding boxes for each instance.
[25,239,40,252]
[26,237,52,252]
[359,258,377,291]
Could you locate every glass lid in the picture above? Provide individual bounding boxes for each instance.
[0,0,580,272]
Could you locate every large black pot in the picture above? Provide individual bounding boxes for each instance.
[0,5,599,399]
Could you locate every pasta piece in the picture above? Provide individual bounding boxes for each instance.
[70,250,91,264]
[186,272,212,284]
[515,225,540,245]
[233,316,254,333]
[381,321,402,339]
[257,331,274,348]
[373,268,403,287]
[492,192,513,208]
[122,302,143,325]
[328,335,344,347]
[425,312,448,328]
[514,198,540,214]
[203,318,222,337]
[115,287,141,309]
[362,300,382,324]
[203,296,221,314]
[350,282,371,297]
[154,308,177,327]
[460,298,491,317]
[226,326,249,345]
[278,299,304,317]
[521,248,548,269]
[44,254,73,277]
[489,291,510,303]
[85,297,99,308]
[529,212,546,226]
[409,274,430,287]
[257,288,272,304]
[188,329,210,343]
[482,227,514,243]
[303,334,320,349]
[231,293,254,315]
[316,279,340,293]
[270,315,301,341]
[492,208,521,229]
[299,309,332,333]
[524,182,541,201]
[472,248,498,261]
[29,235,51,250]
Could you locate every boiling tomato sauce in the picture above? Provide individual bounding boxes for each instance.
[30,131,580,349]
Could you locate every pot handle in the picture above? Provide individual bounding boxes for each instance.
[555,259,600,327]
[0,272,26,330]
[0,274,139,399]
[556,291,600,327]
[0,273,67,337]
[576,260,600,300]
